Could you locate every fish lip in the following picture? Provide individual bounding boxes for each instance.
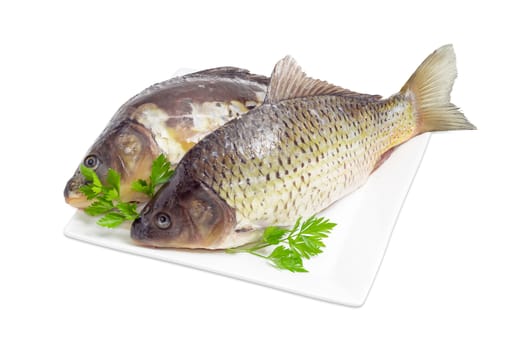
[64,174,89,207]
[65,195,89,208]
[64,184,89,208]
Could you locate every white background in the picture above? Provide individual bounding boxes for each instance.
[1,1,515,349]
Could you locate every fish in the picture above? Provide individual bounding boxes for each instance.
[131,45,476,249]
[64,67,269,208]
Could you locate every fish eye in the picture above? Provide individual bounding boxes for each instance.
[83,155,99,169]
[155,212,171,230]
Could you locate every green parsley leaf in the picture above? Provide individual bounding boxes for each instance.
[79,184,101,200]
[150,154,175,186]
[116,202,139,221]
[84,198,114,216]
[106,168,120,197]
[262,226,289,245]
[288,215,336,259]
[268,246,307,272]
[80,164,102,188]
[79,165,103,200]
[103,187,119,202]
[132,154,174,197]
[97,212,127,228]
[299,215,336,237]
[131,179,151,196]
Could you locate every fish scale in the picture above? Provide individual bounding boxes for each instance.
[186,95,413,229]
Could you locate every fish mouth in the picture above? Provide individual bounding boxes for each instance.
[64,191,89,208]
[64,174,89,208]
[130,217,156,246]
[64,179,89,208]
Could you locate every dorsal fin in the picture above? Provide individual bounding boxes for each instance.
[264,56,382,104]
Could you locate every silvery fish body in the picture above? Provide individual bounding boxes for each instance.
[131,45,475,249]
[64,67,269,208]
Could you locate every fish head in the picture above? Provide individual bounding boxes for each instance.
[64,120,159,208]
[131,165,236,248]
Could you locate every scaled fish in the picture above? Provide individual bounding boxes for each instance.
[64,67,268,208]
[131,45,476,249]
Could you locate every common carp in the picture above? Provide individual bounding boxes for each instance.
[64,67,269,208]
[131,45,475,249]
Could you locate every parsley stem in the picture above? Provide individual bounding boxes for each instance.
[248,242,271,251]
[246,250,269,259]
[226,245,269,259]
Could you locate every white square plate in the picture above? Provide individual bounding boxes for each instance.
[64,133,430,307]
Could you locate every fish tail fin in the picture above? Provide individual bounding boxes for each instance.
[400,44,476,134]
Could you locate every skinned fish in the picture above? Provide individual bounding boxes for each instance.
[64,67,268,208]
[131,45,476,249]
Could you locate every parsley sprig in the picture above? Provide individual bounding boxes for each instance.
[227,216,336,272]
[79,154,174,228]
